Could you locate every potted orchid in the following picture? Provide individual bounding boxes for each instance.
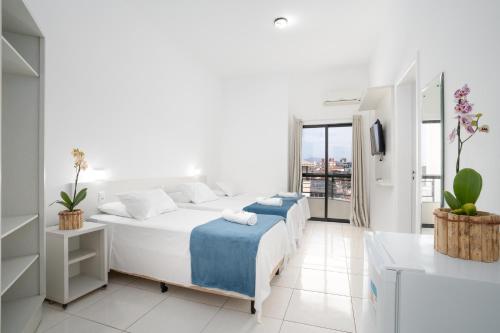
[445,85,489,215]
[52,148,88,230]
[434,85,499,262]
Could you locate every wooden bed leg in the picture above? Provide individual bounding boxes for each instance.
[160,282,168,293]
[250,300,256,314]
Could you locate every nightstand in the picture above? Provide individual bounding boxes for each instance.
[46,222,108,308]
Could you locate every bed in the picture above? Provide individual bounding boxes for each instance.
[87,208,289,316]
[176,193,310,251]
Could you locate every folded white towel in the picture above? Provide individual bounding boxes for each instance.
[278,191,299,198]
[256,197,283,206]
[222,209,257,226]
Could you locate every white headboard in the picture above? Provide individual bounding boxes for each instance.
[75,175,206,216]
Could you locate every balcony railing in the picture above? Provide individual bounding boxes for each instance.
[301,173,352,201]
[421,175,441,203]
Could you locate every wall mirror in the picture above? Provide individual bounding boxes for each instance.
[420,73,444,230]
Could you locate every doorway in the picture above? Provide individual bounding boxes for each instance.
[301,124,352,222]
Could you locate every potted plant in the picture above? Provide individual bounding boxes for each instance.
[434,85,499,262]
[52,148,88,230]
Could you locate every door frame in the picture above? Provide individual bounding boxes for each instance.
[394,55,421,233]
[302,123,352,223]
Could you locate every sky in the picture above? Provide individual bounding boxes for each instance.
[302,127,352,162]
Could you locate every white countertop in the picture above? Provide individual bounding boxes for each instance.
[372,231,500,284]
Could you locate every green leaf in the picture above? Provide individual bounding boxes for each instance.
[72,188,87,208]
[55,200,72,211]
[462,203,477,216]
[451,208,465,215]
[60,191,73,205]
[444,191,462,209]
[453,168,482,204]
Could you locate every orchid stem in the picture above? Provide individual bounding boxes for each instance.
[72,166,80,211]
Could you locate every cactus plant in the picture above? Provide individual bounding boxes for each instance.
[444,168,482,216]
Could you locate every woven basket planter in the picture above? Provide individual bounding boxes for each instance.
[434,208,500,262]
[58,209,84,230]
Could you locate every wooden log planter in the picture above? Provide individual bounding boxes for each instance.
[58,209,84,230]
[434,208,500,262]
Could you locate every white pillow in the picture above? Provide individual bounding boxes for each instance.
[117,189,177,220]
[215,181,240,197]
[98,201,131,218]
[178,182,218,204]
[168,191,191,203]
[212,188,226,197]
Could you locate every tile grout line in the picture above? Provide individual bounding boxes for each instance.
[41,282,132,332]
[68,281,167,331]
[284,318,354,333]
[280,286,295,326]
[123,291,171,331]
[343,226,359,333]
[199,298,231,333]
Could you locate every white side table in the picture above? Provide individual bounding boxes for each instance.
[46,222,108,308]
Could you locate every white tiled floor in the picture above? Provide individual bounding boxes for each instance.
[38,222,371,333]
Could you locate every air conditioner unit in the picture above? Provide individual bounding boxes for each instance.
[323,89,362,106]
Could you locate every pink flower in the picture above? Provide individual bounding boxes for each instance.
[448,128,457,143]
[462,84,470,96]
[454,84,471,99]
[459,114,473,126]
[462,102,473,113]
[455,100,473,114]
[465,125,475,134]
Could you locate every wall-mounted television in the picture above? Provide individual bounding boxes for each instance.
[370,119,386,156]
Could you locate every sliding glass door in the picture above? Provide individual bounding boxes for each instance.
[301,124,352,222]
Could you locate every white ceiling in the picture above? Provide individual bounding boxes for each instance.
[143,0,388,77]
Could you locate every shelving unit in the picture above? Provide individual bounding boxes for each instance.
[2,36,38,76]
[68,249,97,265]
[2,295,44,332]
[46,222,107,308]
[1,0,45,332]
[1,214,38,238]
[1,254,38,294]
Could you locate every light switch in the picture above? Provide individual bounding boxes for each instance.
[98,191,105,202]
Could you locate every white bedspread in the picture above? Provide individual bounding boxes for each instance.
[177,193,310,250]
[88,208,289,314]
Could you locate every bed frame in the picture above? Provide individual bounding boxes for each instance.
[112,259,283,314]
[78,176,284,314]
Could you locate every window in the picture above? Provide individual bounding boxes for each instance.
[421,121,442,203]
[301,124,352,221]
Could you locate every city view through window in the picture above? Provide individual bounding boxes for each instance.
[301,125,352,201]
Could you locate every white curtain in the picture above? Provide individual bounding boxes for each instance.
[351,115,369,227]
[289,117,303,192]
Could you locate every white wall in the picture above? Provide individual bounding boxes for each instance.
[212,75,289,194]
[27,0,222,224]
[369,0,500,227]
[289,66,369,123]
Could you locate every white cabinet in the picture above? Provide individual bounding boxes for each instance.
[46,222,108,308]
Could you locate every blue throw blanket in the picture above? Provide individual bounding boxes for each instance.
[243,199,295,219]
[190,214,283,297]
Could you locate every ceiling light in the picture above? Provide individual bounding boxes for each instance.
[274,17,288,29]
